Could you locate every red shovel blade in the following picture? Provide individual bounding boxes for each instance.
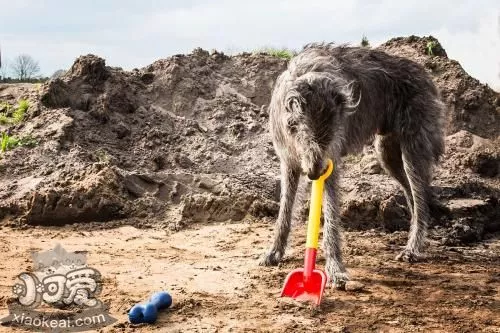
[281,268,327,306]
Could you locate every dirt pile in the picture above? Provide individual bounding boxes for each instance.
[0,36,498,243]
[1,49,286,228]
[339,36,499,240]
[379,35,499,139]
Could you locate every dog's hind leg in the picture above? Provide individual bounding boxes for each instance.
[375,134,414,215]
[397,135,434,262]
[259,160,300,266]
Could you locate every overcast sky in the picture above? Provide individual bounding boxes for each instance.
[1,0,499,88]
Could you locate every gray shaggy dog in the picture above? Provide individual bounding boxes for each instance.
[260,43,445,288]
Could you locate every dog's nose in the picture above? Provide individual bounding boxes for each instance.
[307,160,326,181]
[307,171,320,181]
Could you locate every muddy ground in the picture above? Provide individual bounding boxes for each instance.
[0,35,499,332]
[0,223,498,332]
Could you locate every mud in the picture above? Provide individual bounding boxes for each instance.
[0,222,499,332]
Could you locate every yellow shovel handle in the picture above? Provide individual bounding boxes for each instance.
[306,159,334,249]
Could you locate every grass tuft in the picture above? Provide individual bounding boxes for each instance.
[361,35,370,47]
[0,132,38,153]
[1,132,18,152]
[255,47,297,60]
[0,100,29,125]
[13,99,29,123]
[0,113,10,125]
[426,41,437,56]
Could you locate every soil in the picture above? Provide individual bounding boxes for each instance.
[0,36,499,332]
[0,223,498,332]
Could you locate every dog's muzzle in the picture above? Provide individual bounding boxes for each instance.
[306,159,328,180]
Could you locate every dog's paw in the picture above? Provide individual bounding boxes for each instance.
[329,272,350,290]
[258,250,283,266]
[395,249,421,263]
[326,261,349,290]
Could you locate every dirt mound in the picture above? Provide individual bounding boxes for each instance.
[379,35,499,139]
[0,37,498,244]
[1,50,286,228]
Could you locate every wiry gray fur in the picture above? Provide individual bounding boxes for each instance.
[260,43,445,288]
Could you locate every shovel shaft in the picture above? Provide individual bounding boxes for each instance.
[305,160,334,250]
[303,159,334,277]
[303,247,317,280]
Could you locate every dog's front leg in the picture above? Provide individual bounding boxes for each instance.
[260,160,300,266]
[323,170,349,289]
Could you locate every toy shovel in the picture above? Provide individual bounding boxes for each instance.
[281,159,334,306]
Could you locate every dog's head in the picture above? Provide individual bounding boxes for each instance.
[284,72,359,179]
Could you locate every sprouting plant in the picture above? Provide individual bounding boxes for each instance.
[18,134,38,147]
[13,99,29,123]
[361,35,370,47]
[0,100,29,124]
[0,101,13,113]
[426,41,437,56]
[0,132,7,152]
[1,132,19,152]
[255,47,297,60]
[0,113,10,125]
[0,132,37,153]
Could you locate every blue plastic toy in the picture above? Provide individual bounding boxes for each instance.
[128,291,173,324]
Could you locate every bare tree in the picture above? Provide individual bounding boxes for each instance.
[10,54,40,80]
[51,69,66,79]
[0,57,9,80]
[0,47,4,79]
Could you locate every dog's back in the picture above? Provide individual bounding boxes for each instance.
[286,43,445,158]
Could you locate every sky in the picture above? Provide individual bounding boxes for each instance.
[1,0,499,89]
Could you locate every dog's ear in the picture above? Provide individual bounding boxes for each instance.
[285,82,308,114]
[298,73,360,115]
[337,81,360,114]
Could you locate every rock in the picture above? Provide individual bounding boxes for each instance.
[444,219,485,245]
[112,121,131,139]
[379,196,410,232]
[345,281,365,292]
[363,160,383,175]
[465,149,500,178]
[140,72,155,84]
[360,154,383,175]
[447,199,489,217]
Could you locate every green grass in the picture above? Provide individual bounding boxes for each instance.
[1,132,19,152]
[0,99,29,125]
[18,135,38,148]
[255,47,297,60]
[0,102,12,111]
[0,113,10,125]
[13,100,29,123]
[361,35,370,47]
[426,41,437,56]
[0,132,38,153]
